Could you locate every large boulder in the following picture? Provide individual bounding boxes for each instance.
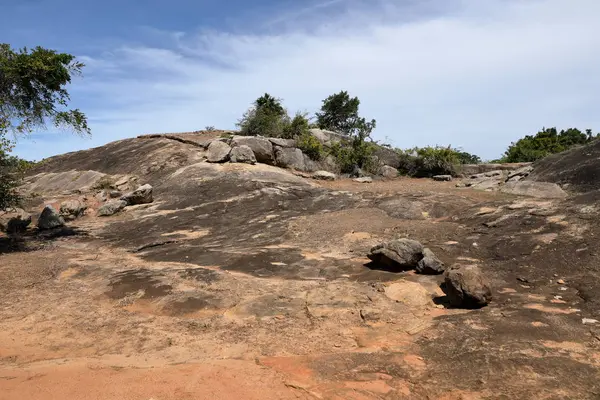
[231,136,274,165]
[506,165,534,182]
[500,181,568,199]
[230,145,257,164]
[372,146,401,169]
[308,129,344,147]
[0,208,32,234]
[206,141,232,163]
[269,138,297,148]
[380,165,399,178]
[416,248,446,275]
[274,147,306,170]
[59,200,87,221]
[121,184,153,206]
[98,200,127,217]
[444,265,492,308]
[37,205,65,230]
[367,239,425,271]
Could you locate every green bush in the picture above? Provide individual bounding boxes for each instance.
[297,132,324,161]
[237,94,290,138]
[395,146,461,177]
[282,113,310,139]
[329,139,378,173]
[501,127,598,162]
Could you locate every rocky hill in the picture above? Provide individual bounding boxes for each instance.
[1,132,599,399]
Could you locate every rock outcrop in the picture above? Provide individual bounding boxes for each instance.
[500,181,568,199]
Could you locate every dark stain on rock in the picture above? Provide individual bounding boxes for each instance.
[107,269,172,299]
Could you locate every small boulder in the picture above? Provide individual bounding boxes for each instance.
[121,184,153,206]
[206,141,232,163]
[37,205,65,230]
[353,177,373,183]
[380,165,399,178]
[444,265,492,308]
[0,208,32,234]
[60,200,87,221]
[312,170,336,181]
[230,145,257,164]
[98,200,127,217]
[231,136,274,164]
[432,175,453,182]
[367,239,424,271]
[416,248,445,274]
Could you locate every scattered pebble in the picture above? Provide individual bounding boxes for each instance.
[582,318,598,325]
[554,295,563,300]
[559,287,567,291]
[472,242,478,248]
[517,277,529,283]
[557,279,565,285]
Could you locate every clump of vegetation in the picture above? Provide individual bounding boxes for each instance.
[396,146,479,177]
[316,91,377,172]
[237,93,290,138]
[501,127,598,163]
[204,126,216,132]
[282,112,310,139]
[297,132,324,161]
[0,44,89,209]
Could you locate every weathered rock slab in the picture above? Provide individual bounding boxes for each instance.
[500,181,568,199]
[312,170,336,181]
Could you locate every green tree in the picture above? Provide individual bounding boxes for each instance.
[237,93,290,137]
[316,90,377,172]
[0,44,89,208]
[502,127,598,163]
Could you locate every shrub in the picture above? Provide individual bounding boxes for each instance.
[501,127,598,163]
[204,126,216,131]
[282,113,310,139]
[237,93,290,138]
[329,139,378,173]
[0,138,21,210]
[297,132,324,161]
[455,151,481,164]
[396,146,461,177]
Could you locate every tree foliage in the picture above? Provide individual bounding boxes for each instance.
[0,44,90,135]
[502,127,598,163]
[0,44,88,208]
[237,93,291,138]
[316,90,377,171]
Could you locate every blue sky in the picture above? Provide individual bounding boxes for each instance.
[4,0,600,161]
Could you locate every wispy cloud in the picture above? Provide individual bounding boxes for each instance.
[14,0,600,161]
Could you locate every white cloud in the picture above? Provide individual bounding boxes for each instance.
[14,0,600,160]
